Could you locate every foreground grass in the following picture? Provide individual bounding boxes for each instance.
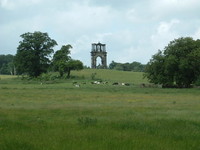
[0,71,200,150]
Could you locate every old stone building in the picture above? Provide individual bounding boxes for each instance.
[91,42,107,69]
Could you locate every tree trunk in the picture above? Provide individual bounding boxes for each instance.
[67,69,71,78]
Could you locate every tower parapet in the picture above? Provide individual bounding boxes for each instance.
[91,42,106,52]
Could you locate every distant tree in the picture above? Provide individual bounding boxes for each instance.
[109,61,118,69]
[52,45,83,78]
[121,63,131,71]
[0,54,15,75]
[15,31,57,77]
[145,37,200,88]
[109,60,145,72]
[65,60,83,78]
[115,63,124,71]
[52,44,72,77]
[130,61,145,72]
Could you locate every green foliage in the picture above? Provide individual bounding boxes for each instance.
[65,60,83,78]
[194,76,200,86]
[52,45,83,78]
[15,31,57,77]
[39,73,59,81]
[145,37,200,88]
[52,44,72,73]
[0,54,15,75]
[109,61,145,72]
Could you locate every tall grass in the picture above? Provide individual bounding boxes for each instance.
[0,70,200,150]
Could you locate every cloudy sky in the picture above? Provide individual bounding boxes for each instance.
[1,0,200,66]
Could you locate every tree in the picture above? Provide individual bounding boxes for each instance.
[52,45,72,77]
[15,31,57,77]
[52,45,83,78]
[65,60,83,78]
[145,37,200,88]
[0,54,15,75]
[109,60,145,72]
[130,61,145,72]
[144,50,169,85]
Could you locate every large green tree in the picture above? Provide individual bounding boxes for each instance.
[15,31,57,77]
[145,37,200,88]
[52,45,83,78]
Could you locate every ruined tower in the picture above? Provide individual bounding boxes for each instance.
[91,42,107,69]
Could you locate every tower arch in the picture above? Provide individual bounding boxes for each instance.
[91,42,107,69]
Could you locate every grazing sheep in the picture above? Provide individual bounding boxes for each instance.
[125,83,130,86]
[74,84,80,88]
[112,82,119,85]
[121,83,131,86]
[140,83,146,88]
[94,81,100,84]
[91,81,101,84]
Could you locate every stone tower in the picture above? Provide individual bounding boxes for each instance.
[91,42,107,69]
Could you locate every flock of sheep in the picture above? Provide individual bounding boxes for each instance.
[73,80,131,88]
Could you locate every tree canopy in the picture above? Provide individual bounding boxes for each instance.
[52,45,83,78]
[109,61,145,72]
[145,37,200,88]
[15,31,57,77]
[0,54,15,75]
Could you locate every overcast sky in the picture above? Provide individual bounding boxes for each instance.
[1,0,200,66]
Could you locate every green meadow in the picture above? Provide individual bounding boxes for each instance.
[0,69,200,150]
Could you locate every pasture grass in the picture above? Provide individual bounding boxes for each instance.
[0,75,17,80]
[71,69,148,84]
[0,70,200,150]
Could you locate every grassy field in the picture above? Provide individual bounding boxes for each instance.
[0,70,200,150]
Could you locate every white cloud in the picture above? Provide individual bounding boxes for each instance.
[151,19,180,50]
[157,20,180,35]
[193,28,200,40]
[126,9,141,23]
[0,0,14,9]
[55,4,114,32]
[0,0,42,10]
[155,0,200,7]
[151,0,200,20]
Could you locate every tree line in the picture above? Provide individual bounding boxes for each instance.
[0,54,15,75]
[109,61,146,72]
[1,31,83,78]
